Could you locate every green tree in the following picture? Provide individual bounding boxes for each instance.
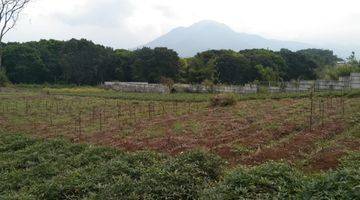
[185,50,237,84]
[297,49,342,67]
[240,49,288,79]
[214,52,254,84]
[3,44,48,84]
[114,49,135,82]
[132,47,180,83]
[29,39,65,83]
[347,51,359,65]
[280,49,318,80]
[185,56,216,83]
[60,39,117,85]
[255,64,280,82]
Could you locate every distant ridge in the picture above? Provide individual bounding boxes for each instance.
[141,20,312,57]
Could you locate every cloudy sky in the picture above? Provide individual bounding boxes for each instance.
[6,0,360,51]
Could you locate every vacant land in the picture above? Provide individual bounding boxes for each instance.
[1,86,359,199]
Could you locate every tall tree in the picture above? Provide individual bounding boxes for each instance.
[0,0,31,69]
[132,47,180,83]
[347,51,358,65]
[280,49,318,80]
[3,44,48,83]
[60,39,116,85]
[114,49,135,82]
[297,49,341,67]
[240,49,288,79]
[185,56,216,84]
[214,52,254,84]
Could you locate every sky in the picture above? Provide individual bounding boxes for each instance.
[5,0,360,54]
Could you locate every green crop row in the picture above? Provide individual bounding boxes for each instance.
[1,130,359,200]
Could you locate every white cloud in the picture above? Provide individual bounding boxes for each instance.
[3,0,360,51]
[55,0,134,27]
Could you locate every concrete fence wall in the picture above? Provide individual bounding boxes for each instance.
[104,82,170,94]
[173,84,258,94]
[269,73,359,93]
[104,73,360,94]
[104,82,258,94]
[351,73,360,89]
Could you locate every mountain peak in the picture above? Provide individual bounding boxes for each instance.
[190,20,229,27]
[142,21,311,57]
[188,20,234,32]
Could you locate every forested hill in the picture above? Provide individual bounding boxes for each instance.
[1,39,348,86]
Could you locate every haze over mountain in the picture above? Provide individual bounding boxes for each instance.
[142,20,314,57]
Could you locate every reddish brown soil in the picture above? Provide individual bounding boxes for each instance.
[79,100,350,172]
[339,139,360,151]
[243,121,345,165]
[305,147,346,172]
[1,98,358,172]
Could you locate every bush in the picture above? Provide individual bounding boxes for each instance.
[301,168,360,199]
[130,150,224,200]
[0,69,9,87]
[1,132,359,199]
[202,79,215,93]
[0,132,225,199]
[201,162,305,199]
[210,93,237,107]
[160,77,175,93]
[325,64,360,80]
[171,150,225,181]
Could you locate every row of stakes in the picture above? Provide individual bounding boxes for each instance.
[0,100,203,138]
[73,101,203,136]
[0,92,348,135]
[308,88,346,132]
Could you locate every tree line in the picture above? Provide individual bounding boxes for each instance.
[1,38,349,86]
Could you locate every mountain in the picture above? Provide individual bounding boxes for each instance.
[141,20,312,57]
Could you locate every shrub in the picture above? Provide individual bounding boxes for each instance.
[325,64,360,80]
[210,93,237,107]
[201,162,305,199]
[202,79,215,93]
[340,152,360,170]
[131,150,224,200]
[301,168,360,199]
[160,76,175,93]
[171,150,225,181]
[2,132,359,199]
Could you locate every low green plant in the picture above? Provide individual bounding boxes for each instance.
[0,132,224,199]
[301,168,360,199]
[201,162,305,199]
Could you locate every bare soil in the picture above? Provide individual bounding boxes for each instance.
[1,97,357,172]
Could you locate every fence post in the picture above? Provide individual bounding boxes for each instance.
[188,102,191,114]
[341,87,345,116]
[117,106,122,130]
[78,111,82,137]
[99,110,102,132]
[56,101,59,114]
[309,86,314,132]
[321,99,324,127]
[49,112,53,126]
